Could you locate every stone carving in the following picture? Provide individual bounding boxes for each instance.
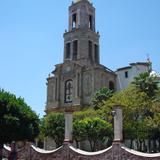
[83,73,92,96]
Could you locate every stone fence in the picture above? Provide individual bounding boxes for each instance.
[3,142,160,160]
[2,106,160,160]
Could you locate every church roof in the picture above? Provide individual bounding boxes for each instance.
[52,61,84,74]
[98,64,115,74]
[130,62,149,66]
[117,62,149,71]
[117,66,132,71]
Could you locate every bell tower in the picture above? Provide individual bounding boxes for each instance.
[63,0,100,65]
[45,0,116,114]
[69,0,95,31]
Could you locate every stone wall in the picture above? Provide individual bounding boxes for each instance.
[3,142,160,160]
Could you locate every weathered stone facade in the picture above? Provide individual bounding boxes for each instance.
[45,0,116,113]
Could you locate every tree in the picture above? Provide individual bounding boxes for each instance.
[145,101,160,152]
[132,72,159,98]
[73,120,86,148]
[44,113,65,148]
[73,109,112,149]
[91,87,113,110]
[0,89,39,160]
[35,118,46,148]
[73,108,101,121]
[73,117,113,151]
[102,85,160,152]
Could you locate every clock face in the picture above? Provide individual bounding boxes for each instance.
[83,74,92,96]
[63,65,71,75]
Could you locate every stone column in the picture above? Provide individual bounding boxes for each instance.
[113,105,123,142]
[64,109,73,143]
[112,105,123,160]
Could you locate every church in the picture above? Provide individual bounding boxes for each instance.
[45,0,150,114]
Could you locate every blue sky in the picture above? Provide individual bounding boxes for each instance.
[0,0,160,117]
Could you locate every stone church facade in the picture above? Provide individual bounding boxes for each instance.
[45,0,116,113]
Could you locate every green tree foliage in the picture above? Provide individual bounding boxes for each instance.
[91,87,113,110]
[35,118,46,148]
[104,86,152,121]
[73,109,100,148]
[44,113,65,148]
[102,84,160,152]
[38,118,46,141]
[0,89,39,159]
[145,101,160,152]
[73,108,102,120]
[73,119,86,148]
[101,86,151,128]
[73,117,113,151]
[132,72,159,98]
[73,108,112,150]
[41,109,113,151]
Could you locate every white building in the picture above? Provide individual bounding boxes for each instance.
[116,62,150,91]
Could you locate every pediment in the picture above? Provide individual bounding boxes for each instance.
[62,61,83,75]
[52,61,83,76]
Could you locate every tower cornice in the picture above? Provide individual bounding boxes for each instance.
[70,0,94,9]
[63,28,100,37]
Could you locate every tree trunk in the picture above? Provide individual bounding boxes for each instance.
[89,140,94,152]
[0,143,3,160]
[148,139,151,153]
[158,138,160,152]
[130,139,133,149]
[143,140,147,152]
[153,139,157,153]
[56,142,60,148]
[136,140,140,151]
[139,141,142,151]
[75,140,79,148]
[93,141,97,151]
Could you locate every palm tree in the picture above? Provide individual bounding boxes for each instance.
[132,72,159,98]
[91,87,113,110]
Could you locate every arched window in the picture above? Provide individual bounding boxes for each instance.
[109,81,115,91]
[94,44,99,63]
[89,15,93,30]
[66,42,71,59]
[65,80,73,103]
[88,41,93,62]
[72,13,77,29]
[73,40,78,60]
